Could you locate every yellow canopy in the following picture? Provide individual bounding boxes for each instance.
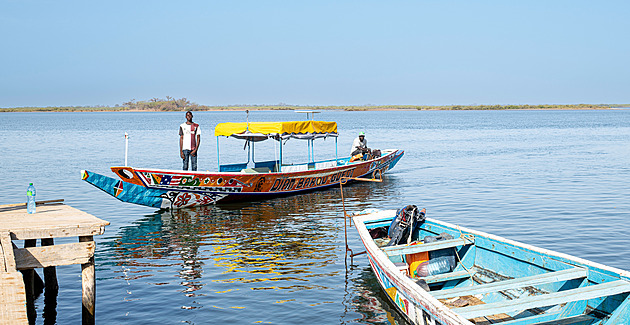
[215,121,338,137]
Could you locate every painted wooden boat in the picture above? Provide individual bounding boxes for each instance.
[353,209,630,324]
[82,120,403,209]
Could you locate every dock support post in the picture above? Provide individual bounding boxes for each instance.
[79,235,95,325]
[41,238,59,323]
[41,238,59,292]
[22,240,37,298]
[22,239,43,324]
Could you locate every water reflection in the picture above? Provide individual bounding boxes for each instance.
[345,266,408,325]
[98,179,402,322]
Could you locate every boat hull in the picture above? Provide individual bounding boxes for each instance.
[83,149,403,209]
[355,210,469,325]
[353,210,630,325]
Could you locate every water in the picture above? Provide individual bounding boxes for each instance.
[1,110,629,324]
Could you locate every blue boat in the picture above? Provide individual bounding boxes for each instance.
[352,209,630,324]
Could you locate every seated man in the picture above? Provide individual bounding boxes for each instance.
[350,132,371,161]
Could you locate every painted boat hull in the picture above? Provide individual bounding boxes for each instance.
[353,210,630,325]
[83,149,403,209]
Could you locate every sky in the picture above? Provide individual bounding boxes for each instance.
[1,0,629,107]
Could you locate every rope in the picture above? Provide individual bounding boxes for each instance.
[455,225,476,282]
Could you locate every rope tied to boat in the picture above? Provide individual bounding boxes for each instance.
[455,225,476,282]
[339,169,384,262]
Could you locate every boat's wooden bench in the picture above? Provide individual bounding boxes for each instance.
[432,267,588,299]
[498,312,598,325]
[424,270,474,285]
[381,237,474,257]
[453,279,630,320]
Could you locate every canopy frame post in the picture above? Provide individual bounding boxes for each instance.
[335,137,338,165]
[246,140,251,165]
[279,138,283,172]
[310,138,315,164]
[307,139,311,164]
[216,137,220,171]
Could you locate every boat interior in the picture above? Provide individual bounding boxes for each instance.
[364,217,630,324]
[218,149,396,173]
[218,157,347,173]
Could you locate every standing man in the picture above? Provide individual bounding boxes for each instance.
[351,131,371,158]
[179,111,201,171]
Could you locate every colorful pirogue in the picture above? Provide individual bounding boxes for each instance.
[352,208,630,325]
[82,119,403,209]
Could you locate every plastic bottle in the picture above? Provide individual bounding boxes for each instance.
[27,183,36,214]
[415,256,456,277]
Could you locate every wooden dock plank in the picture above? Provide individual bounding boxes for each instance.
[382,237,474,256]
[0,204,109,240]
[1,234,17,272]
[454,280,630,319]
[14,241,95,270]
[432,267,588,299]
[0,272,28,324]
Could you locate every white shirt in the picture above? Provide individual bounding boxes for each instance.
[179,122,200,151]
[351,137,367,154]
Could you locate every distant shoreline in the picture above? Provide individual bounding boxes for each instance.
[1,104,627,113]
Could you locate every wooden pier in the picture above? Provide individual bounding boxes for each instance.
[0,200,109,324]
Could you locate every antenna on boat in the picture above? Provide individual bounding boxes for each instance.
[295,110,319,121]
[124,132,129,166]
[246,110,249,131]
[295,111,320,163]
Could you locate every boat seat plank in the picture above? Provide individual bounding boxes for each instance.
[423,270,473,284]
[432,267,588,299]
[454,280,630,320]
[498,312,598,325]
[382,237,474,257]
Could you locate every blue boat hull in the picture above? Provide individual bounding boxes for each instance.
[353,210,630,324]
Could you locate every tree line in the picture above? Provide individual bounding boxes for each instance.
[1,100,626,112]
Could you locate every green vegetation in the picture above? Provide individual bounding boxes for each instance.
[122,97,202,111]
[1,99,627,113]
[0,105,128,112]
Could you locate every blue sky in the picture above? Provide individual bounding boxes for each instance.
[1,0,628,107]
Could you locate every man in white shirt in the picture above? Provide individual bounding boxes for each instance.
[351,132,370,157]
[179,111,201,171]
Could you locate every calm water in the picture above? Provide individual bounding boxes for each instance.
[1,110,629,324]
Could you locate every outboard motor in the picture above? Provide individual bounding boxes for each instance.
[385,205,426,247]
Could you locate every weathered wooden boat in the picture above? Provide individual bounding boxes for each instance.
[353,209,630,324]
[82,120,403,209]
